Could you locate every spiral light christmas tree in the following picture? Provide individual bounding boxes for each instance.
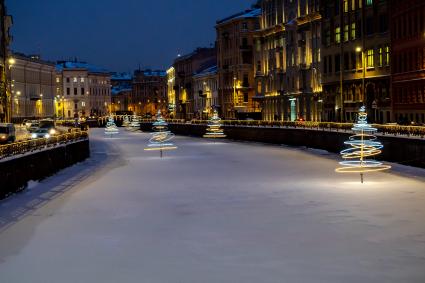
[203,110,226,139]
[105,115,119,137]
[123,115,130,128]
[129,114,141,131]
[336,106,390,183]
[144,110,177,157]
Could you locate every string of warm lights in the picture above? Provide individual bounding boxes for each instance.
[336,106,390,182]
[105,115,119,136]
[144,110,177,157]
[203,110,226,139]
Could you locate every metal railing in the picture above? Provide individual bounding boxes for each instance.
[0,131,89,160]
[139,119,425,139]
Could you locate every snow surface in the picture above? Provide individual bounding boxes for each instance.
[0,129,425,283]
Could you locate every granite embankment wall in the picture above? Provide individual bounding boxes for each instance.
[0,140,90,199]
[141,123,425,169]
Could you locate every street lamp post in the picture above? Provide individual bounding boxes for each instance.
[233,76,238,119]
[356,47,365,109]
[5,57,15,123]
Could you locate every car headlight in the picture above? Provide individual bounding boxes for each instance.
[45,134,50,139]
[31,133,37,139]
[49,129,56,135]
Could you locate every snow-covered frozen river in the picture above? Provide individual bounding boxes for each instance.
[0,128,425,283]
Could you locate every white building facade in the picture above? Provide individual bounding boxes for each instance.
[193,66,219,119]
[56,62,111,119]
[10,53,56,121]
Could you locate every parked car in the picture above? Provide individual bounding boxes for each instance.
[28,121,40,133]
[31,128,52,139]
[0,123,16,144]
[39,119,58,135]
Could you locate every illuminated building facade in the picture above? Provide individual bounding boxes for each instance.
[390,0,425,124]
[216,8,262,119]
[132,69,167,117]
[321,0,391,123]
[111,73,132,114]
[193,65,219,120]
[254,0,322,121]
[10,53,56,121]
[173,47,216,120]
[0,1,12,122]
[56,61,111,119]
[166,67,176,118]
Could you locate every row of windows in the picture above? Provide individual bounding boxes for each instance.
[393,48,425,73]
[392,6,424,41]
[65,87,110,96]
[58,77,109,85]
[393,84,425,104]
[324,15,387,47]
[323,0,371,18]
[323,46,389,74]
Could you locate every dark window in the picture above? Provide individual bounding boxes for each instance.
[66,88,70,95]
[366,17,374,35]
[66,77,70,83]
[325,29,331,46]
[81,88,85,95]
[329,56,333,73]
[243,74,249,87]
[74,88,77,95]
[335,54,340,72]
[351,52,356,69]
[379,14,388,33]
[335,1,340,16]
[324,56,328,74]
[243,93,248,103]
[344,52,349,70]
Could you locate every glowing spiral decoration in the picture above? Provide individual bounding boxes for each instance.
[123,115,131,127]
[129,114,141,131]
[144,110,177,155]
[105,115,119,136]
[203,110,226,138]
[336,106,390,175]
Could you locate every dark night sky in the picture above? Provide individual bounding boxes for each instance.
[7,0,254,72]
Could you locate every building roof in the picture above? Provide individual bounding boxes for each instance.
[111,72,133,81]
[112,85,132,96]
[193,65,218,78]
[12,52,55,66]
[56,61,110,74]
[134,69,166,77]
[216,8,261,25]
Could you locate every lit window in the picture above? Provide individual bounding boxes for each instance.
[73,77,77,83]
[366,0,372,6]
[378,47,383,67]
[359,0,362,8]
[81,77,85,83]
[351,23,356,39]
[82,101,85,107]
[335,27,341,43]
[344,25,349,41]
[56,77,60,83]
[366,49,374,68]
[344,0,349,12]
[385,46,390,66]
